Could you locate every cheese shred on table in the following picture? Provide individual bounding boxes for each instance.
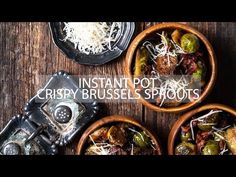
[63,22,121,55]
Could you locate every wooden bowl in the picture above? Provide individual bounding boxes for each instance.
[125,23,217,113]
[76,115,162,155]
[168,103,236,155]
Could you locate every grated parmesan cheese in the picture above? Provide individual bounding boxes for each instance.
[158,76,190,107]
[63,22,121,55]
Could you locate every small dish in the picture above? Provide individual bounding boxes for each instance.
[24,71,99,146]
[49,22,135,65]
[76,115,162,155]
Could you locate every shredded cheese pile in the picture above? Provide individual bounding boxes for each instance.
[63,22,121,55]
[155,32,186,57]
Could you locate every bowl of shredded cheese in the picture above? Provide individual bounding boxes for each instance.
[49,22,135,65]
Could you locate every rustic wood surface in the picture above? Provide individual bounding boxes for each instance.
[0,22,236,154]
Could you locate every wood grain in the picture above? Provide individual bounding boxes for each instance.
[0,22,236,154]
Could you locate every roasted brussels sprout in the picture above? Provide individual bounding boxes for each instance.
[202,140,220,155]
[88,127,109,143]
[171,29,182,45]
[181,33,200,53]
[181,131,191,142]
[133,131,150,148]
[107,126,126,147]
[192,60,206,81]
[134,47,148,77]
[224,126,236,155]
[175,142,197,155]
[197,113,219,131]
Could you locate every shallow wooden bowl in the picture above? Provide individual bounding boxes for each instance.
[76,115,162,155]
[168,103,236,155]
[125,22,217,113]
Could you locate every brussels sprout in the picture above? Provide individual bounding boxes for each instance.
[224,126,236,155]
[175,142,197,155]
[134,47,148,78]
[197,123,215,131]
[133,131,150,148]
[171,29,182,45]
[88,127,109,143]
[107,126,127,147]
[197,113,219,131]
[181,131,191,142]
[192,60,206,81]
[181,33,200,53]
[202,140,220,155]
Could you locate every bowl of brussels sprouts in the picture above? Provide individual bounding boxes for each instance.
[168,104,236,155]
[76,115,162,155]
[125,23,217,112]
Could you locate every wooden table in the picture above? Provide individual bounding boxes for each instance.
[1,22,236,154]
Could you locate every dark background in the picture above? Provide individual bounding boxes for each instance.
[0,22,236,154]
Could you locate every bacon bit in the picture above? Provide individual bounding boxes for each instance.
[195,51,203,57]
[197,139,206,152]
[200,131,213,139]
[196,131,212,141]
[180,53,199,74]
[143,65,152,74]
[219,140,226,151]
[196,131,212,152]
[181,125,190,133]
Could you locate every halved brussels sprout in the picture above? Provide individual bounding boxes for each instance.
[197,113,219,131]
[107,126,127,147]
[181,131,191,142]
[133,131,150,148]
[225,126,236,155]
[171,29,182,45]
[134,47,148,78]
[202,140,220,155]
[175,142,197,155]
[181,33,200,53]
